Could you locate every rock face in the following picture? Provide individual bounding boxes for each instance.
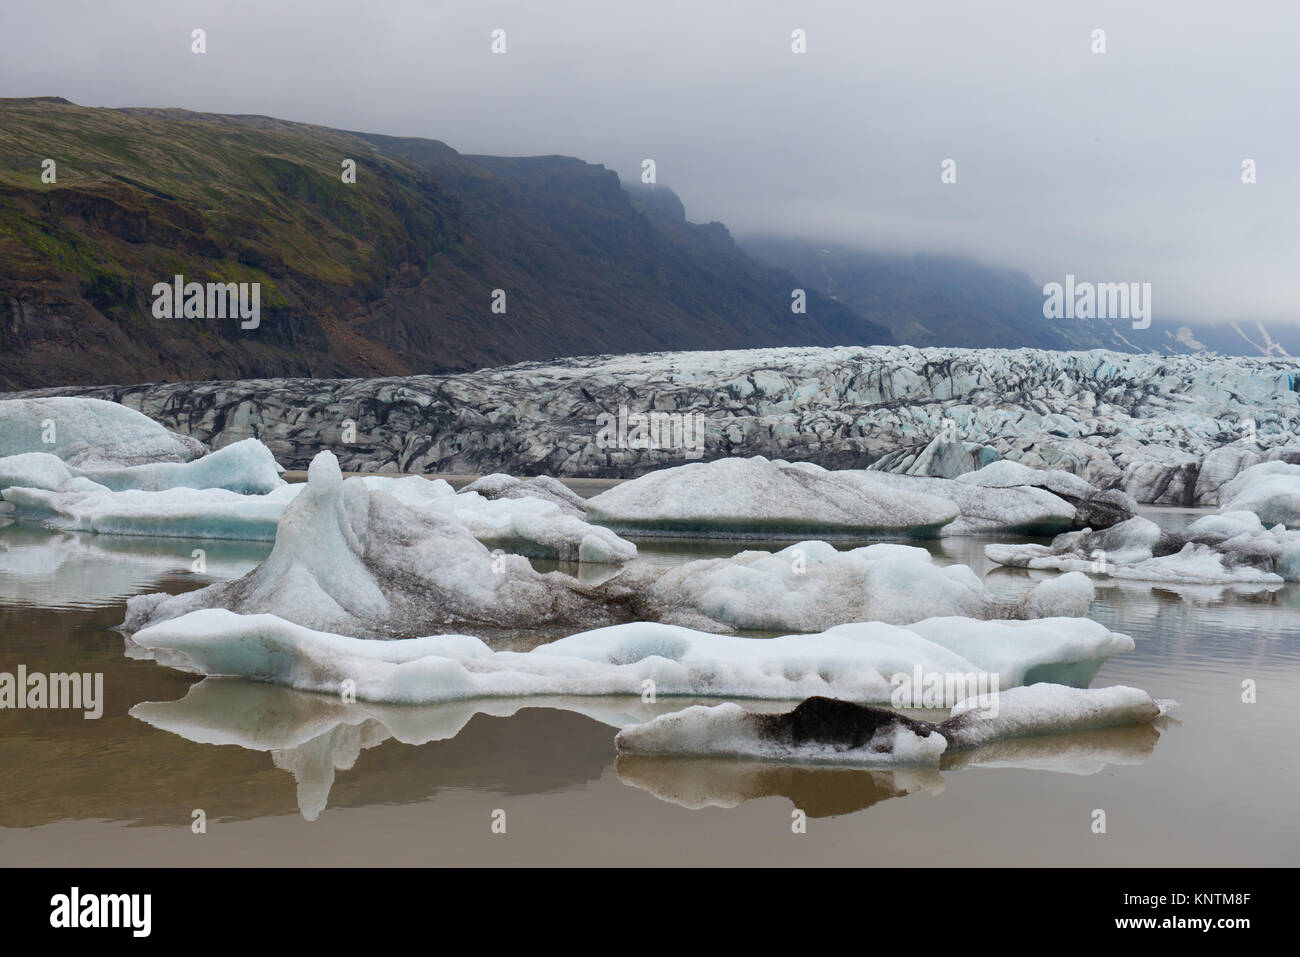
[12,345,1300,506]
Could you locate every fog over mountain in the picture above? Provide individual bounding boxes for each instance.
[2,0,1297,328]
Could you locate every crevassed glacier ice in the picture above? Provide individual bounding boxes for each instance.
[0,396,205,466]
[40,347,1300,506]
[126,607,1134,705]
[613,685,1173,767]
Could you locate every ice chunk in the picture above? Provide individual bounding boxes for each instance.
[855,470,1078,535]
[72,438,284,494]
[613,685,1174,766]
[3,451,633,563]
[462,473,588,518]
[121,452,655,637]
[363,475,634,563]
[127,608,1135,706]
[4,482,302,541]
[645,540,1094,631]
[0,453,74,492]
[0,396,205,466]
[985,513,1296,584]
[1220,461,1300,527]
[585,456,960,538]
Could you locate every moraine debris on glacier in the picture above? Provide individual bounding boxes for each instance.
[15,345,1300,506]
[119,452,1095,638]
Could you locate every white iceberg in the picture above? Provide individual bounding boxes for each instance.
[0,438,284,496]
[119,453,1098,638]
[3,447,635,563]
[126,607,1135,706]
[585,456,960,538]
[461,473,588,518]
[0,396,205,466]
[985,514,1299,584]
[645,540,1095,632]
[1220,461,1300,527]
[121,451,653,637]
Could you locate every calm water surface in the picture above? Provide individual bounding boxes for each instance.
[1,510,1297,866]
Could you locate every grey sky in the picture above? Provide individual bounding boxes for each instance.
[3,0,1298,322]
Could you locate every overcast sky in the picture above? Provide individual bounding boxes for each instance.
[3,0,1298,322]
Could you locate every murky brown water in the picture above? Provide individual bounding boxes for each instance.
[2,515,1298,866]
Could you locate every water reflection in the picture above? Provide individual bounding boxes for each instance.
[0,520,268,609]
[130,677,1175,821]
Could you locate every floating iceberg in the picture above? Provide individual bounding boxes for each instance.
[2,446,634,563]
[3,481,302,541]
[120,452,1097,638]
[462,473,589,518]
[0,396,205,466]
[359,475,635,564]
[585,457,960,538]
[986,514,1300,584]
[613,686,1174,767]
[126,606,1134,706]
[1219,461,1300,528]
[586,456,1133,540]
[645,540,1095,632]
[0,438,284,497]
[121,451,655,637]
[956,460,1139,529]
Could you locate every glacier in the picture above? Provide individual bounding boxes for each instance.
[22,345,1300,506]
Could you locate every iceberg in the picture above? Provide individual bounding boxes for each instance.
[586,456,1133,539]
[2,447,635,563]
[126,607,1135,706]
[0,396,205,466]
[462,473,589,518]
[645,540,1095,632]
[119,453,1097,638]
[613,686,1174,767]
[121,451,655,637]
[1220,461,1300,527]
[585,456,960,538]
[986,514,1299,584]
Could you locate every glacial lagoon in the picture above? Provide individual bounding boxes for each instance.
[0,508,1297,866]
